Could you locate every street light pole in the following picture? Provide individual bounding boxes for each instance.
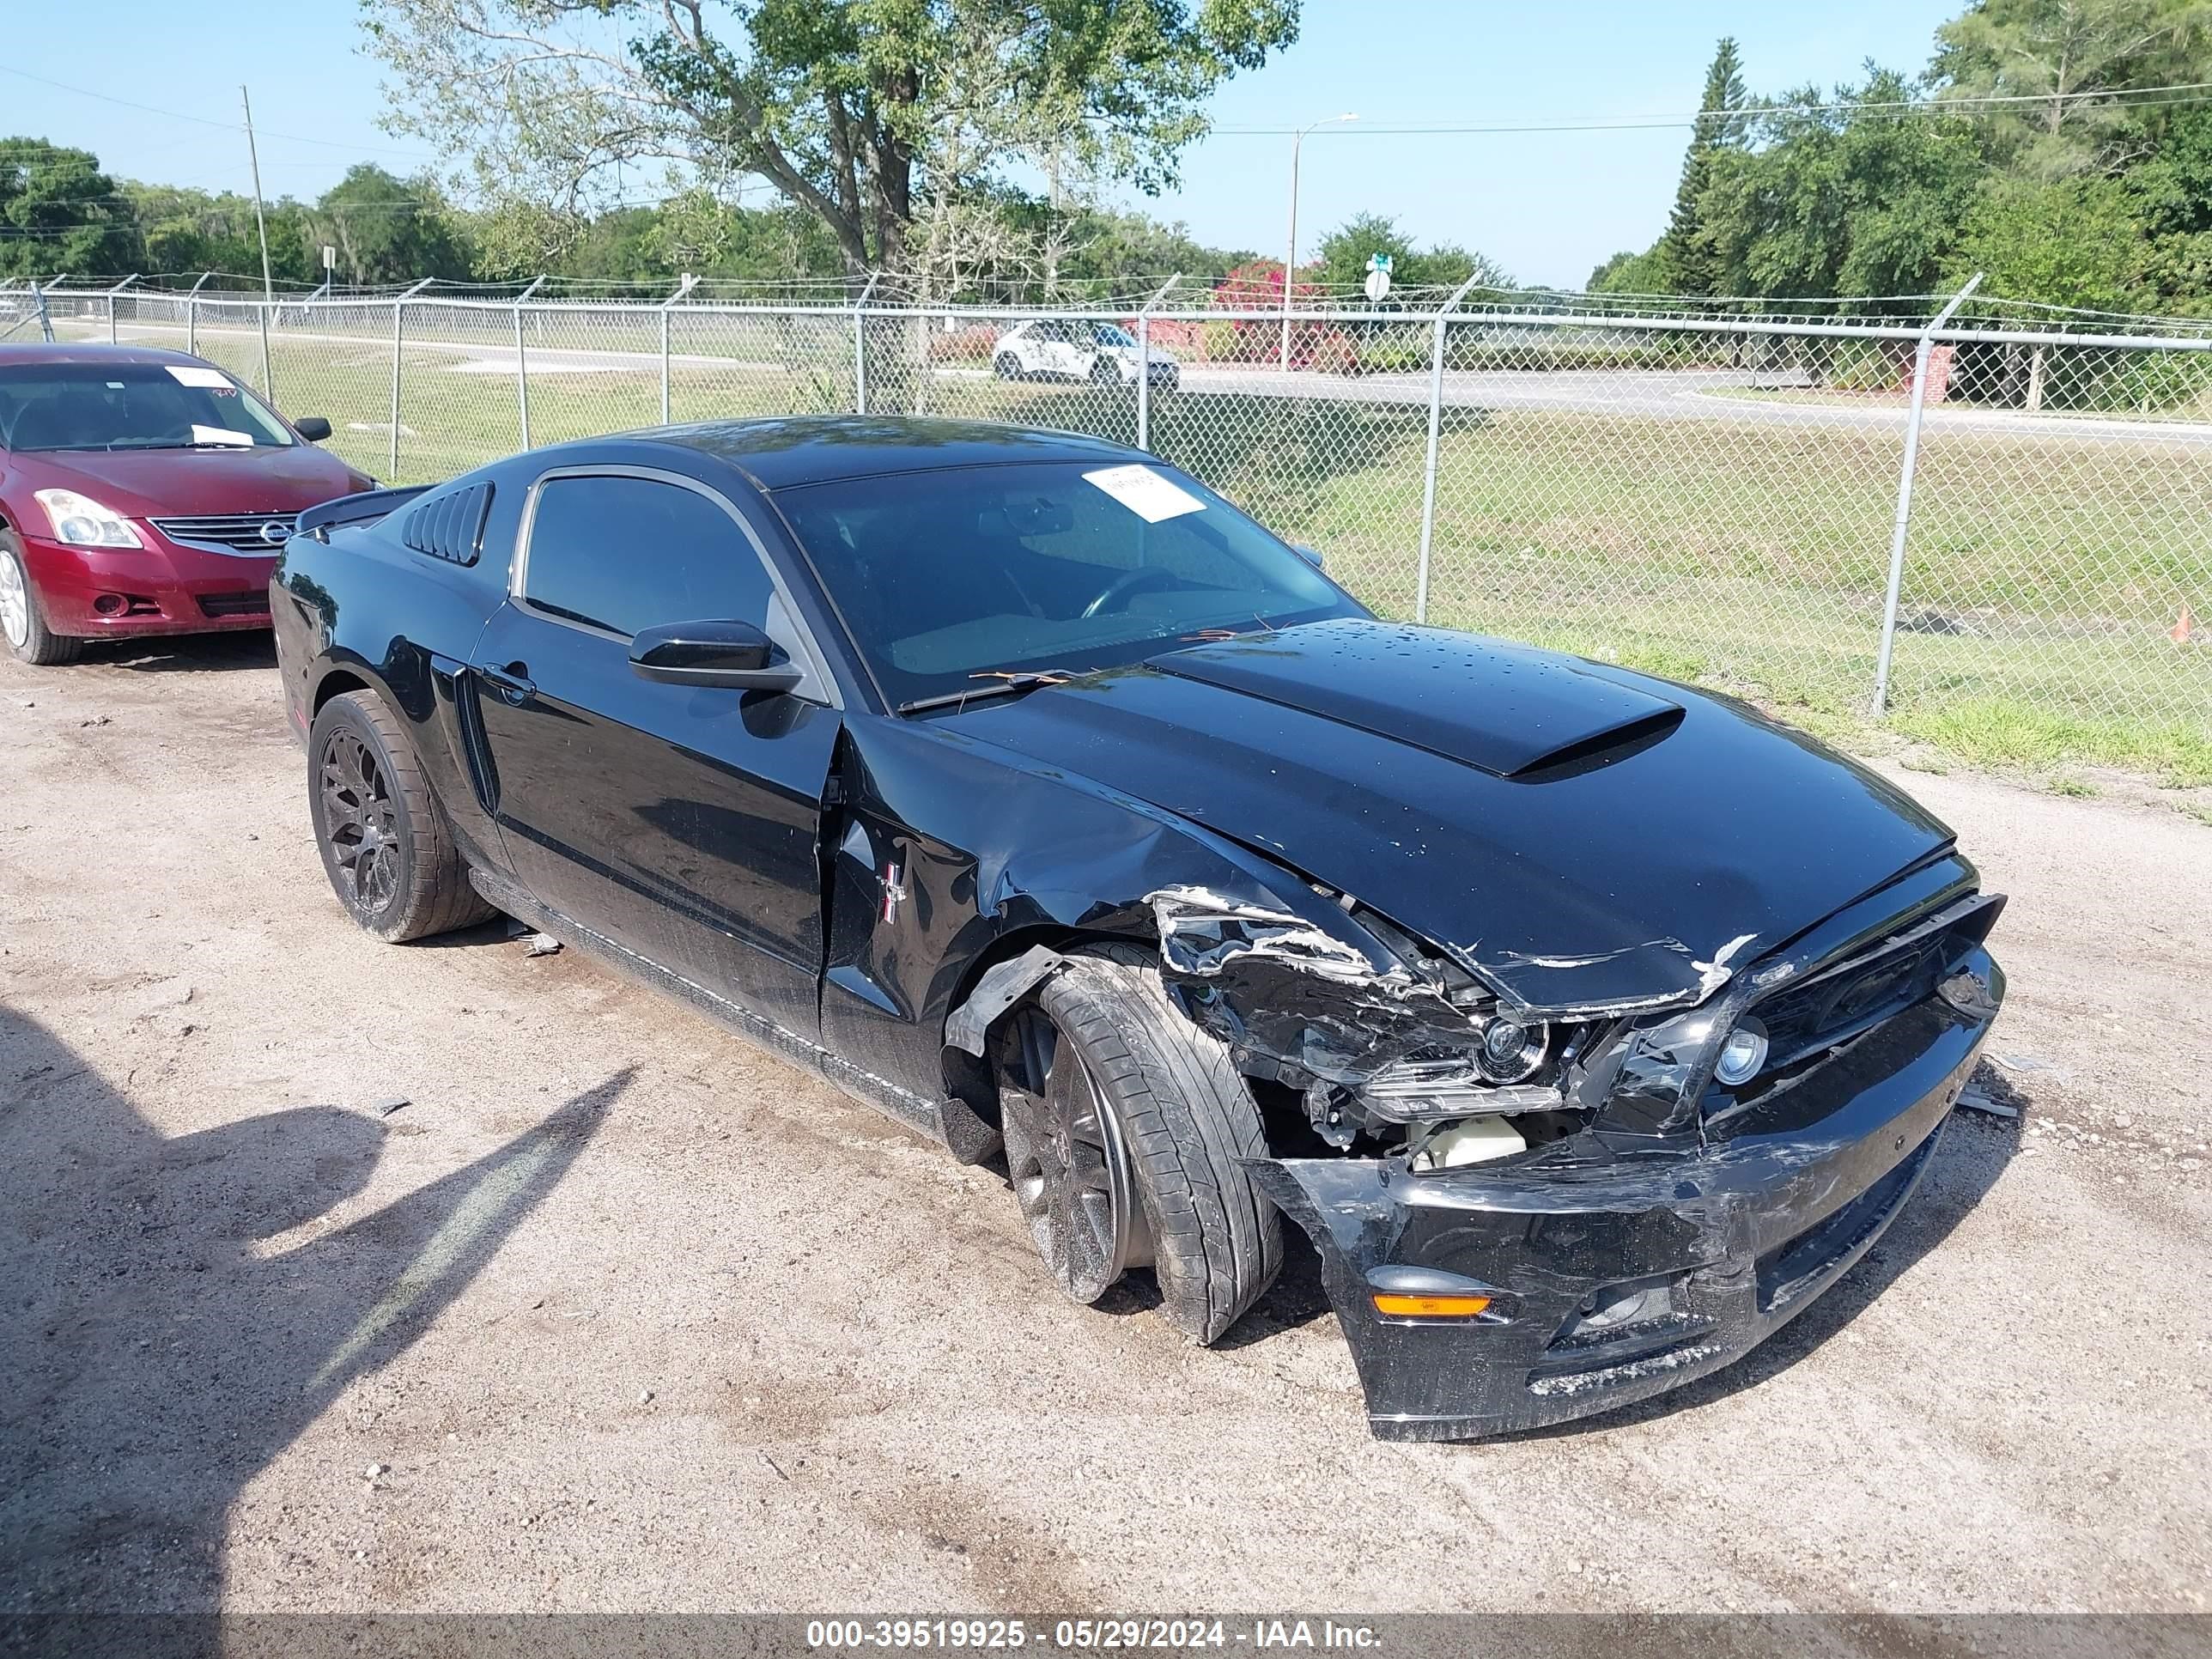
[1281,112,1357,371]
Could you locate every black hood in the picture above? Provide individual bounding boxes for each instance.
[938,619,1954,1013]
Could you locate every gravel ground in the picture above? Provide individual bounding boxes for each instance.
[2,633,2207,1618]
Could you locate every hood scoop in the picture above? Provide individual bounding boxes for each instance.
[1148,618,1685,779]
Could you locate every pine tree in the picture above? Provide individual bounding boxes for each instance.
[1659,39,1751,295]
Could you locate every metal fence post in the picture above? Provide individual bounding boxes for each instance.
[185,298,197,356]
[1414,274,1484,624]
[1873,273,1982,717]
[258,301,275,401]
[105,274,136,344]
[514,301,531,449]
[389,301,404,482]
[659,274,696,424]
[852,271,881,415]
[1136,274,1180,453]
[30,280,52,343]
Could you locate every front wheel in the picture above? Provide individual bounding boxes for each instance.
[0,531,83,666]
[307,690,495,941]
[994,945,1281,1343]
[994,352,1024,381]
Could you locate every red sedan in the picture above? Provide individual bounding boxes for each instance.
[0,343,370,665]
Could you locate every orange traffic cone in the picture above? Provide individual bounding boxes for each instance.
[2173,604,2197,646]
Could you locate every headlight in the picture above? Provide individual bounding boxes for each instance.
[1474,1014,1548,1083]
[34,489,143,549]
[1713,1017,1770,1087]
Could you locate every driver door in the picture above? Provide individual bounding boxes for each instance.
[468,465,841,1035]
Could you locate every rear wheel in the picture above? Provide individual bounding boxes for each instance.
[307,690,494,942]
[994,945,1281,1343]
[0,531,84,666]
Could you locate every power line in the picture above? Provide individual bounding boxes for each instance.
[0,64,439,161]
[1204,79,2212,136]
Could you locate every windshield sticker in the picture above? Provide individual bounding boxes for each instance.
[1082,465,1206,524]
[189,423,255,447]
[166,365,234,389]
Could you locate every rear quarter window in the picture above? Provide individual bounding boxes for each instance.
[399,482,492,566]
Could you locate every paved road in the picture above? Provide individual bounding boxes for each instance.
[2,635,2205,1618]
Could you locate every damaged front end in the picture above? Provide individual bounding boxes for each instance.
[1146,883,1601,1163]
[1144,863,2007,1440]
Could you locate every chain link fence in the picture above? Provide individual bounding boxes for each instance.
[21,277,2212,767]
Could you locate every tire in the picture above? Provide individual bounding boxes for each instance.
[0,530,84,666]
[994,352,1024,381]
[1089,356,1117,386]
[307,690,495,942]
[995,943,1281,1344]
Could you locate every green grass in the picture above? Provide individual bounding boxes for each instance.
[78,316,2212,785]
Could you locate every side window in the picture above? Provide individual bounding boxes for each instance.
[521,474,773,638]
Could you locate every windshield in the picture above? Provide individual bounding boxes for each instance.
[0,362,295,453]
[774,460,1364,708]
[1094,325,1137,347]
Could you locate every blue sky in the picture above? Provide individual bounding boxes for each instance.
[3,0,1962,288]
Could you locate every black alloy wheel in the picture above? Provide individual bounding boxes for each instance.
[306,690,495,942]
[319,725,403,916]
[994,1003,1144,1304]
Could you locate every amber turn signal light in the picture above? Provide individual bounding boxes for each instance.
[1371,1291,1491,1319]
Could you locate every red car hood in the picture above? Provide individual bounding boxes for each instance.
[7,446,363,520]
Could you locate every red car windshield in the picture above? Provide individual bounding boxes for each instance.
[0,362,295,453]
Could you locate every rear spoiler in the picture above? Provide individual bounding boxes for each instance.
[295,484,433,542]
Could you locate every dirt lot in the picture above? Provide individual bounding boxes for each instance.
[2,634,2207,1618]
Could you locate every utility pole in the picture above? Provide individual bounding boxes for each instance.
[1282,113,1357,371]
[241,86,275,307]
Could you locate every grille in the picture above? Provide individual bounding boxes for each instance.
[197,591,270,619]
[149,514,299,555]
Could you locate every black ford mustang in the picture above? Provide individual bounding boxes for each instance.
[270,417,2004,1440]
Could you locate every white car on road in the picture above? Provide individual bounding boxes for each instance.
[992,319,1179,389]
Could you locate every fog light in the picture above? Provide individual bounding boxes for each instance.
[1475,1015,1547,1082]
[92,592,125,616]
[1714,1018,1770,1086]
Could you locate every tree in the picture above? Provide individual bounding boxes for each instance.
[1952,173,2144,307]
[362,0,1299,283]
[1657,38,1752,294]
[1934,0,2212,175]
[307,165,473,286]
[1588,247,1672,294]
[0,139,143,280]
[1698,70,1985,302]
[1310,212,1507,295]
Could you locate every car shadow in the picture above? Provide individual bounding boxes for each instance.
[1492,1061,2028,1443]
[0,1003,623,1627]
[85,633,277,674]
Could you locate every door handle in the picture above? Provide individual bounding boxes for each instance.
[479,661,536,704]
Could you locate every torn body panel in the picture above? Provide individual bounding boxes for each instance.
[1252,934,2002,1439]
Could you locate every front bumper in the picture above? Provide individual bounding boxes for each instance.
[16,531,275,639]
[1249,946,2002,1440]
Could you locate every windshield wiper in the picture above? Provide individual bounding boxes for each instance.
[896,669,1079,716]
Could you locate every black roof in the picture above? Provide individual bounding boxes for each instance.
[640,416,1143,490]
[0,341,208,368]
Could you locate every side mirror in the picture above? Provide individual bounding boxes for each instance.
[1292,543,1326,569]
[630,618,803,693]
[294,416,332,443]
